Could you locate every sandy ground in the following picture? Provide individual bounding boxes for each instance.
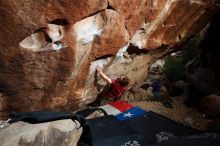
[130,96,211,131]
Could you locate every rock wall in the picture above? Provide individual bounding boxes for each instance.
[0,0,219,118]
[184,10,220,107]
[0,120,82,146]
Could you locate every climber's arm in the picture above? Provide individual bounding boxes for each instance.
[96,67,112,84]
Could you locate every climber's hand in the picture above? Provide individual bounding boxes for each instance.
[96,66,102,73]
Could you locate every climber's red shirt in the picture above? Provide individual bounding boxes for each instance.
[106,79,126,99]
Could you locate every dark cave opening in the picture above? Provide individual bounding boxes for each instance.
[94,54,113,61]
[146,11,220,111]
[126,44,149,55]
[49,19,69,26]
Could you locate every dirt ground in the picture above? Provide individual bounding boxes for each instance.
[130,96,211,131]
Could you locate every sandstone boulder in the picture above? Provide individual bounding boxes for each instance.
[0,0,218,118]
[131,0,218,49]
[197,93,220,118]
[0,120,82,146]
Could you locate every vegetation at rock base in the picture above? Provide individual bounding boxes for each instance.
[164,38,199,82]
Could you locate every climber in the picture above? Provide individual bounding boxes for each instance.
[141,80,161,100]
[143,66,173,108]
[145,80,173,108]
[151,81,161,99]
[89,67,130,107]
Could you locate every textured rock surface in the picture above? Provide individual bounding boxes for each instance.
[0,0,219,118]
[198,93,220,118]
[184,10,220,107]
[131,0,218,49]
[0,120,82,146]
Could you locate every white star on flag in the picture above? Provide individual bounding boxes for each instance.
[99,101,146,121]
[123,112,134,118]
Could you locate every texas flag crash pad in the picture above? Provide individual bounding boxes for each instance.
[85,101,149,146]
[87,101,197,145]
[99,101,146,121]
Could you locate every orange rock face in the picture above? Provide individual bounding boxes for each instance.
[0,0,218,118]
[131,0,219,49]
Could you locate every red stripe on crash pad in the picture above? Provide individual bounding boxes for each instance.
[109,101,133,112]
